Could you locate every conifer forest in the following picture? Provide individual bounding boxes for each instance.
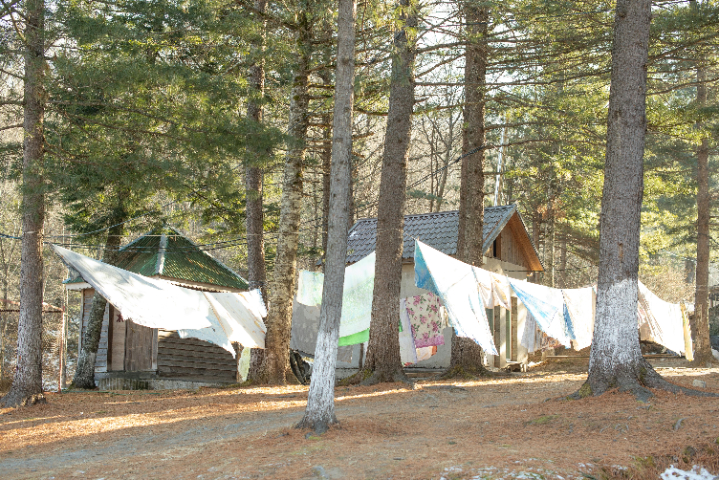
[1,1,719,479]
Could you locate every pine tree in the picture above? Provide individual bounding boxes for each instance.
[575,0,714,400]
[259,7,313,384]
[1,0,47,408]
[359,0,418,386]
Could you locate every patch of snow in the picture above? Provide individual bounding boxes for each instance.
[661,465,718,480]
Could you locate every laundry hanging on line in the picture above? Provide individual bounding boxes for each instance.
[404,291,446,348]
[415,346,438,362]
[637,281,690,357]
[508,278,574,348]
[561,287,595,351]
[51,244,267,356]
[473,267,512,310]
[398,298,419,366]
[290,302,354,363]
[520,310,542,353]
[295,252,376,340]
[414,240,498,356]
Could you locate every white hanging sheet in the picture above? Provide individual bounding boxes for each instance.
[561,287,595,351]
[637,281,687,355]
[52,245,267,355]
[472,268,512,310]
[509,278,573,348]
[296,270,324,306]
[294,252,376,339]
[520,310,542,353]
[399,298,419,366]
[205,292,267,349]
[52,244,212,330]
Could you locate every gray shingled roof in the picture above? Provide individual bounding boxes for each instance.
[346,204,518,263]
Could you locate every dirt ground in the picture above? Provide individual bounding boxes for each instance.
[2,365,719,480]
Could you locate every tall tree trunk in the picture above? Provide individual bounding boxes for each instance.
[2,0,46,407]
[361,0,417,385]
[297,0,356,432]
[71,216,126,389]
[559,231,567,288]
[576,0,711,401]
[692,64,712,366]
[0,256,8,385]
[244,0,269,380]
[246,0,268,300]
[548,204,556,288]
[320,70,333,264]
[448,0,489,376]
[531,212,541,283]
[259,18,311,385]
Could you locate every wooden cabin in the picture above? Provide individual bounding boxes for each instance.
[65,228,250,390]
[344,204,544,370]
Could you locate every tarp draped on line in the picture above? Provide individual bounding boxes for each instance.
[51,244,266,355]
[295,252,376,341]
[414,240,498,356]
[53,244,212,330]
[178,291,267,356]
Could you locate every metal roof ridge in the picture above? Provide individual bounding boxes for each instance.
[155,232,168,275]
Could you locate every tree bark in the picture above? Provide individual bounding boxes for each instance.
[576,0,713,401]
[559,231,567,288]
[360,0,418,386]
[583,0,652,399]
[243,0,269,376]
[71,215,125,389]
[2,0,47,407]
[0,257,8,385]
[531,213,541,283]
[447,0,489,376]
[692,64,712,366]
[549,205,555,288]
[245,0,268,301]
[319,71,333,264]
[297,0,356,433]
[259,17,311,385]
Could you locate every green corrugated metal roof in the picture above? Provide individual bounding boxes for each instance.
[65,227,249,290]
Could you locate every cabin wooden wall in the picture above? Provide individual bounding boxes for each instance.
[81,289,239,384]
[80,289,110,373]
[156,331,236,382]
[107,306,126,371]
[499,228,529,269]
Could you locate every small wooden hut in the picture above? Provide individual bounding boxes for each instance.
[344,204,544,370]
[65,227,250,390]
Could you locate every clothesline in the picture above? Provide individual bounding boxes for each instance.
[413,240,694,358]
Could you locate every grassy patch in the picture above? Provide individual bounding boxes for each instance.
[527,414,560,425]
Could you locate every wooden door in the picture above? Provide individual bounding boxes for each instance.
[124,320,156,371]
